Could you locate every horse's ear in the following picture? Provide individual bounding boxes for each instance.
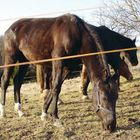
[122,56,125,61]
[111,71,119,82]
[102,69,111,82]
[133,37,136,44]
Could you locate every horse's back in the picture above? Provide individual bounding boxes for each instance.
[4,14,83,61]
[6,14,81,42]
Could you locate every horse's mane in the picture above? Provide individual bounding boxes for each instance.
[82,23,110,76]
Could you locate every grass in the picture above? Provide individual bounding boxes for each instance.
[0,69,140,140]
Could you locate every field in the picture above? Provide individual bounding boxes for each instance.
[0,65,140,140]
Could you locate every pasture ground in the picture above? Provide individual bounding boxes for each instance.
[0,64,140,140]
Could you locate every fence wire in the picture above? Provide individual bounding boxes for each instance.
[0,47,139,69]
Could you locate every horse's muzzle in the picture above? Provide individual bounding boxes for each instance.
[127,75,133,81]
[102,112,116,132]
[131,61,138,66]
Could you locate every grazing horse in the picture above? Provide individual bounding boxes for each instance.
[1,14,119,132]
[79,25,138,99]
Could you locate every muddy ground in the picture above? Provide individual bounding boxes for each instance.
[0,65,140,140]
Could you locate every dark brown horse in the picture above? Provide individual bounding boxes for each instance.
[1,14,119,132]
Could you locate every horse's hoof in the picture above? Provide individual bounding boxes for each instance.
[58,98,64,105]
[18,111,25,117]
[40,93,46,98]
[0,104,6,118]
[43,89,50,94]
[82,95,89,100]
[40,112,47,121]
[53,119,63,127]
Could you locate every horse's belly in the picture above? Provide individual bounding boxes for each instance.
[19,41,51,61]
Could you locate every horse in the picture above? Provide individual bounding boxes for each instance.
[1,14,119,132]
[79,25,138,99]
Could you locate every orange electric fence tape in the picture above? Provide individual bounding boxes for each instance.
[0,47,139,69]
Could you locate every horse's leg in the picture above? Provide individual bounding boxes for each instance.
[13,64,29,117]
[50,60,64,126]
[0,63,15,117]
[117,75,120,91]
[37,66,63,104]
[43,67,68,105]
[41,60,63,126]
[36,65,45,94]
[114,70,120,91]
[57,67,69,105]
[80,64,90,100]
[43,68,51,95]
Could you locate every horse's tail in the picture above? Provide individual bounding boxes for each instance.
[0,36,4,86]
[36,65,45,93]
[0,69,2,86]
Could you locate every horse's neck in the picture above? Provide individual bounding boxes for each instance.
[87,55,109,83]
[83,23,110,82]
[96,63,108,81]
[88,26,109,74]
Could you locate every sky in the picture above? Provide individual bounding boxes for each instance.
[0,0,105,35]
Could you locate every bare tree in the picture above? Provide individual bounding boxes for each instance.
[94,0,140,38]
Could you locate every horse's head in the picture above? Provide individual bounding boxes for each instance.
[92,73,119,132]
[118,57,133,81]
[124,38,138,66]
